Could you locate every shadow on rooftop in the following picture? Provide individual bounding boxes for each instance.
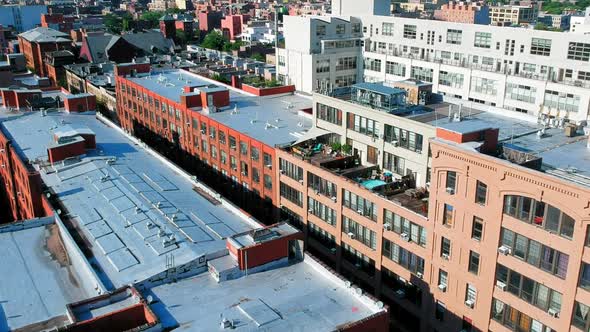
[95,143,138,158]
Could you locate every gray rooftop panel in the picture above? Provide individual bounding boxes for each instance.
[206,222,236,239]
[100,186,125,201]
[121,173,144,184]
[129,181,155,193]
[86,220,113,239]
[179,225,213,243]
[110,195,135,213]
[75,205,102,225]
[107,249,139,272]
[238,299,282,327]
[96,233,126,255]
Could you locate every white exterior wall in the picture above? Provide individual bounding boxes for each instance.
[361,15,590,122]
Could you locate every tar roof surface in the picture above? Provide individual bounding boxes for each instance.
[128,70,314,146]
[0,111,259,288]
[146,259,381,331]
[0,224,92,330]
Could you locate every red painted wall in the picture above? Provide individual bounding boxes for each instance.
[64,95,97,113]
[341,311,390,332]
[47,140,86,164]
[67,304,157,332]
[114,63,152,77]
[241,84,295,97]
[235,232,303,270]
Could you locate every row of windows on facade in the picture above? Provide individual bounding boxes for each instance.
[374,23,590,62]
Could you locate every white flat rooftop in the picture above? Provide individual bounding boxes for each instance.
[0,224,93,331]
[147,258,384,331]
[0,111,260,288]
[127,70,314,147]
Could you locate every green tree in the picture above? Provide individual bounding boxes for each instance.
[200,31,226,50]
[104,13,123,34]
[141,11,163,29]
[122,12,134,32]
[176,29,192,45]
[251,53,265,62]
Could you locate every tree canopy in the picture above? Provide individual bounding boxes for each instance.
[200,31,226,50]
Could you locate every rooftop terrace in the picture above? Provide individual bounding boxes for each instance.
[127,70,314,147]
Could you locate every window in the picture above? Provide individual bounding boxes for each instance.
[278,55,285,66]
[410,66,433,82]
[364,58,382,72]
[446,171,456,192]
[403,24,417,39]
[568,42,590,61]
[543,90,580,113]
[435,301,445,321]
[383,239,425,275]
[352,23,361,33]
[343,216,377,250]
[439,71,464,88]
[441,237,451,258]
[316,59,330,73]
[336,24,345,34]
[252,167,259,183]
[342,243,375,276]
[343,189,377,221]
[474,32,492,48]
[382,22,394,36]
[308,197,336,226]
[316,25,326,36]
[472,217,483,241]
[335,56,356,71]
[465,284,477,306]
[219,131,226,145]
[475,181,487,204]
[468,251,480,275]
[279,158,303,181]
[578,71,590,81]
[220,150,227,165]
[382,152,405,175]
[503,195,575,240]
[308,222,336,250]
[573,301,590,331]
[384,209,427,247]
[230,156,237,170]
[263,153,272,168]
[280,182,302,206]
[308,172,337,197]
[335,74,356,87]
[505,83,536,104]
[580,263,590,290]
[530,38,551,56]
[438,269,448,288]
[492,298,551,332]
[251,146,259,161]
[348,114,379,137]
[471,77,497,95]
[446,29,462,45]
[240,161,248,177]
[240,141,248,156]
[385,61,406,76]
[496,264,562,312]
[229,136,236,150]
[383,125,423,152]
[317,103,342,125]
[264,174,272,189]
[443,204,454,226]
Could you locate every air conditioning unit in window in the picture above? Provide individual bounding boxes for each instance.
[348,232,355,238]
[384,224,392,231]
[308,208,314,213]
[331,196,337,202]
[548,308,559,318]
[299,179,304,184]
[465,300,474,308]
[438,284,447,292]
[416,272,423,279]
[394,289,406,299]
[357,209,363,215]
[392,140,399,147]
[498,245,511,255]
[400,233,410,241]
[442,253,450,260]
[279,169,285,174]
[496,280,507,291]
[445,187,455,194]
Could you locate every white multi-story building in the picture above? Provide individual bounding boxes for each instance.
[278,1,590,122]
[277,15,364,94]
[571,7,590,34]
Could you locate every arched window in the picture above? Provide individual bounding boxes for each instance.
[503,195,575,240]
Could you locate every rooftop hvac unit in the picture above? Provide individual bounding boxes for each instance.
[445,187,455,194]
[465,300,474,308]
[400,233,409,241]
[496,280,507,291]
[498,245,511,255]
[438,284,447,292]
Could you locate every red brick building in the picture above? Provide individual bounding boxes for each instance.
[18,27,72,77]
[221,14,250,40]
[40,13,75,33]
[114,63,312,222]
[0,125,51,223]
[198,11,223,33]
